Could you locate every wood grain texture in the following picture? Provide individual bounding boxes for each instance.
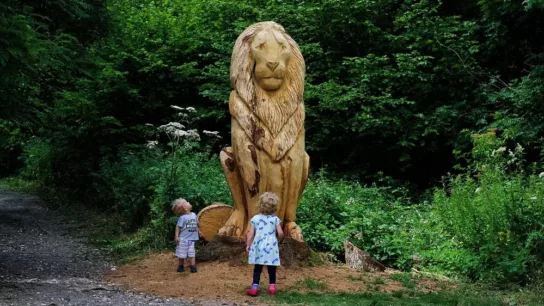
[215,22,309,241]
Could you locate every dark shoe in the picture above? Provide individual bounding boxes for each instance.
[176,265,184,272]
[190,265,197,273]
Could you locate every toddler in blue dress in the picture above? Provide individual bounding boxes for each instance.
[245,192,284,296]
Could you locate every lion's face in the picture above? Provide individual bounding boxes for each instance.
[251,30,292,91]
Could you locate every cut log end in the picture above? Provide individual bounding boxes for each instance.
[197,203,234,242]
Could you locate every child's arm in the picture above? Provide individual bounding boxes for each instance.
[276,223,284,242]
[175,225,180,243]
[246,224,255,252]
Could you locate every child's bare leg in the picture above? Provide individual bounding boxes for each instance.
[178,258,185,266]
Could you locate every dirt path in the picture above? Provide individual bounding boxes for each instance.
[0,191,192,306]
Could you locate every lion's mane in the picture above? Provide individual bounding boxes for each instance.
[229,21,306,161]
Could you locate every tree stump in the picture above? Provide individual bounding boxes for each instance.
[197,203,234,242]
[198,235,311,268]
[344,240,385,272]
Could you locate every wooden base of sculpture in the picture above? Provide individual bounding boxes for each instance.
[198,235,311,268]
[197,202,310,267]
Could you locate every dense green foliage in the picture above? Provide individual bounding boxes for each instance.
[3,0,544,286]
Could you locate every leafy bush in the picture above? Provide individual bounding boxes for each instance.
[298,172,421,268]
[432,170,544,282]
[425,131,544,283]
[20,138,55,186]
[298,131,544,284]
[97,149,163,230]
[94,107,230,250]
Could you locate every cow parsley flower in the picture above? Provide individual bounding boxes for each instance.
[146,140,158,149]
[187,129,200,141]
[203,130,222,139]
[173,130,189,138]
[158,122,186,134]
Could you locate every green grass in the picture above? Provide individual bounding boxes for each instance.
[267,281,544,306]
[372,277,386,285]
[390,272,416,289]
[291,278,329,291]
[269,289,544,306]
[348,274,366,281]
[0,177,38,192]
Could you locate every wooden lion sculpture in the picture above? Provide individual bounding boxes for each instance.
[218,21,309,241]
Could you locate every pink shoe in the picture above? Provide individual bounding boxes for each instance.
[246,286,259,296]
[269,284,277,295]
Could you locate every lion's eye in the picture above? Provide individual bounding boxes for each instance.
[257,43,265,50]
[281,44,287,50]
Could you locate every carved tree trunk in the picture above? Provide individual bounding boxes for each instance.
[344,240,386,272]
[214,22,309,241]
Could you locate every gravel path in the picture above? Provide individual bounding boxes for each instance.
[0,191,192,306]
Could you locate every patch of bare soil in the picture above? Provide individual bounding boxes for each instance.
[105,252,453,305]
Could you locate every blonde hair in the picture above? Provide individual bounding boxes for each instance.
[171,198,191,215]
[257,192,279,215]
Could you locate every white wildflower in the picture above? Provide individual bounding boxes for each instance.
[492,147,506,156]
[178,113,189,119]
[203,130,222,139]
[187,129,200,141]
[539,172,544,178]
[186,107,197,113]
[158,122,186,134]
[170,105,184,111]
[146,140,158,149]
[345,197,355,206]
[173,130,189,138]
[145,123,154,127]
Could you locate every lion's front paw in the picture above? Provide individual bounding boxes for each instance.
[284,222,303,242]
[217,210,246,238]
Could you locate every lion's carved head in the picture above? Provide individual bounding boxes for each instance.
[230,22,305,109]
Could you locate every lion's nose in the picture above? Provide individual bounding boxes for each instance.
[266,61,279,70]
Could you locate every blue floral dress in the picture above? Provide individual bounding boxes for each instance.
[248,214,281,266]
